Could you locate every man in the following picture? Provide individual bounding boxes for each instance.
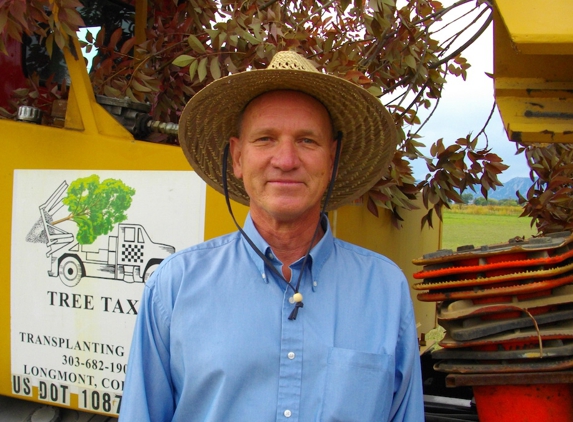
[120,51,424,421]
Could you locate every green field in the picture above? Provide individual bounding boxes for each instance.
[441,207,539,251]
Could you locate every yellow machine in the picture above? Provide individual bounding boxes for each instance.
[0,20,440,420]
[494,0,573,145]
[3,0,572,417]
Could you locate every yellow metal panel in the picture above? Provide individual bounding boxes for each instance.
[64,84,85,131]
[0,118,248,401]
[493,4,573,144]
[135,0,147,45]
[493,10,573,81]
[331,200,440,339]
[63,37,133,139]
[495,0,573,55]
[496,96,573,144]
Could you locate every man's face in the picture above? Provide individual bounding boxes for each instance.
[230,90,336,225]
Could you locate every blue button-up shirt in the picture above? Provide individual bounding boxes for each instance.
[120,214,424,421]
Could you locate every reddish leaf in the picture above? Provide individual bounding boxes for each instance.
[366,196,379,218]
[108,28,123,51]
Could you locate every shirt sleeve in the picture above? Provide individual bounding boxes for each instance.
[119,278,175,422]
[388,280,425,422]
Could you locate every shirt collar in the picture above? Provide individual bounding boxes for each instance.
[241,213,334,288]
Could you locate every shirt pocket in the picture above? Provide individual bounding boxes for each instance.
[319,347,394,422]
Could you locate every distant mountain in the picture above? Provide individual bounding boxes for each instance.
[477,177,532,200]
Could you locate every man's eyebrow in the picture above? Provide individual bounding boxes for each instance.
[247,127,278,137]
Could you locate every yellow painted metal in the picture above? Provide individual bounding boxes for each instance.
[0,29,440,408]
[0,124,252,389]
[134,0,147,45]
[493,2,573,144]
[495,0,573,55]
[63,37,133,138]
[0,39,248,401]
[331,201,440,338]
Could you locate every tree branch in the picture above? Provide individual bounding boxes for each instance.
[429,10,493,69]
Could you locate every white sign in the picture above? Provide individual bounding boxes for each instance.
[10,170,206,415]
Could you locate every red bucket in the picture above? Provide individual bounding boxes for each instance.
[473,383,573,422]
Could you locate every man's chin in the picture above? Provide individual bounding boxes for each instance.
[253,201,320,224]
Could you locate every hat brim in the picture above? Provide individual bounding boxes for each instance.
[178,68,398,211]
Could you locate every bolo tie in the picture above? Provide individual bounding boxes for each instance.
[221,131,342,320]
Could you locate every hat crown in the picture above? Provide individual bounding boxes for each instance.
[267,51,319,73]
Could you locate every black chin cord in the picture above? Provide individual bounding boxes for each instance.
[221,132,342,320]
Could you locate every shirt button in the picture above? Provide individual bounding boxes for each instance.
[287,352,295,360]
[284,410,292,418]
[267,252,274,260]
[313,281,318,287]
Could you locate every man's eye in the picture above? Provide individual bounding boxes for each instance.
[301,138,316,144]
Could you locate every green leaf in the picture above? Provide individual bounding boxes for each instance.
[187,34,206,53]
[103,85,122,97]
[172,54,195,67]
[46,33,54,57]
[404,55,417,69]
[189,59,199,79]
[206,29,219,40]
[228,34,239,47]
[237,28,260,45]
[131,79,152,93]
[0,11,8,34]
[367,86,382,97]
[206,29,219,44]
[197,57,208,82]
[125,87,138,102]
[210,57,221,80]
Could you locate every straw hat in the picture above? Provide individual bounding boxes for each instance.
[178,50,398,211]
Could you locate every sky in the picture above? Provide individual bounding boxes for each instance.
[408,2,531,184]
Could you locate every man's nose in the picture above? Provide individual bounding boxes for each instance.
[271,140,300,170]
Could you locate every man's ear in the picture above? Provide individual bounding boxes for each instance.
[229,136,243,179]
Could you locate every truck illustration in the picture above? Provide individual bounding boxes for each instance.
[39,181,175,287]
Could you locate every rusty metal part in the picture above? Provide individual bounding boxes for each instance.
[413,231,572,266]
[96,95,152,139]
[147,120,179,136]
[438,284,573,320]
[417,274,573,302]
[95,95,179,139]
[432,339,573,360]
[414,244,573,280]
[413,260,573,291]
[439,320,573,349]
[446,371,573,387]
[434,356,573,374]
[440,307,573,342]
[17,106,42,124]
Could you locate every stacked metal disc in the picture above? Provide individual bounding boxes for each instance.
[413,231,573,374]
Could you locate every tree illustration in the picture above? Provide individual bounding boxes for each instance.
[51,175,136,244]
